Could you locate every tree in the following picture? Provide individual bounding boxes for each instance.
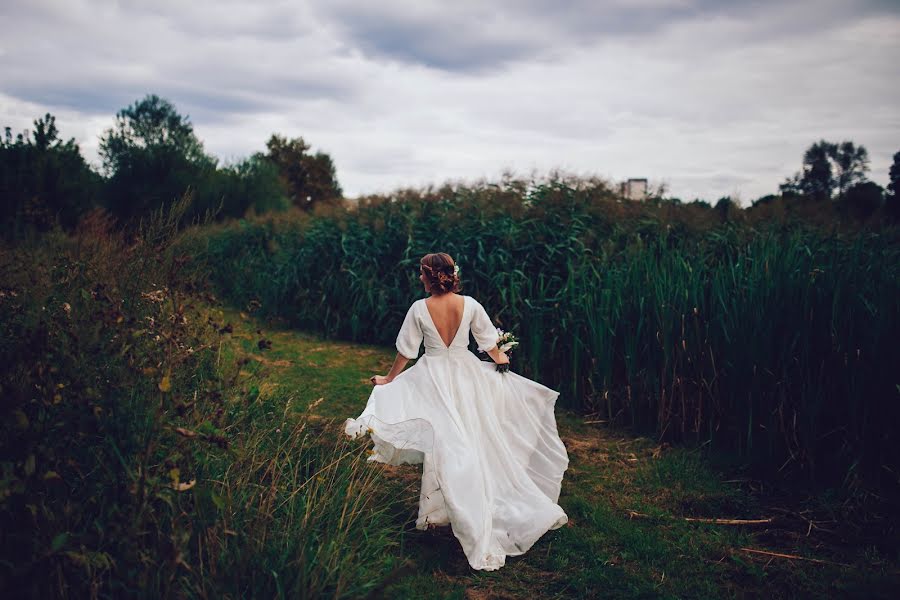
[208,153,291,219]
[778,172,803,196]
[751,194,778,208]
[840,181,883,219]
[302,151,343,207]
[714,196,740,222]
[886,150,900,220]
[800,140,835,200]
[779,139,870,201]
[264,134,342,210]
[99,94,217,226]
[832,141,869,197]
[100,94,210,174]
[1,113,101,238]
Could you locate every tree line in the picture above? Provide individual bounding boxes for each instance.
[772,139,898,219]
[1,94,343,239]
[654,141,899,223]
[2,93,899,240]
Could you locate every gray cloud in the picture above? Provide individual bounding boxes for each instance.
[0,0,358,122]
[0,0,897,204]
[319,2,540,72]
[318,0,900,73]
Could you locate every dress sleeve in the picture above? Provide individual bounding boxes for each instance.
[470,298,499,353]
[395,302,423,360]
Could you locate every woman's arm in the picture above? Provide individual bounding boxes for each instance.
[484,345,509,365]
[370,352,410,385]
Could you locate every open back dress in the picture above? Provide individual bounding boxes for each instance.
[343,294,569,571]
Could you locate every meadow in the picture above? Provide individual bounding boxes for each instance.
[1,183,898,598]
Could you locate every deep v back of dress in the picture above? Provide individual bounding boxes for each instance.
[423,294,467,349]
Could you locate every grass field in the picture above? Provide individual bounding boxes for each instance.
[4,198,897,598]
[217,301,899,599]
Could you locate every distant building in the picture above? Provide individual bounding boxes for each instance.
[619,178,648,201]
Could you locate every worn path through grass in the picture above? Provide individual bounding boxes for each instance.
[218,303,898,599]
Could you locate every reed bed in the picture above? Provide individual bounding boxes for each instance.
[179,177,900,491]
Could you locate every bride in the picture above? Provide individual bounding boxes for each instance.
[344,252,569,571]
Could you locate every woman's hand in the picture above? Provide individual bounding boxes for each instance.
[485,345,509,365]
[486,346,511,372]
[494,350,510,373]
[370,374,393,386]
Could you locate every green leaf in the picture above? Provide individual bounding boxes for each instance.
[13,410,29,430]
[23,454,35,476]
[51,532,68,552]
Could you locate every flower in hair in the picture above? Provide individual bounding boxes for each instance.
[453,264,460,276]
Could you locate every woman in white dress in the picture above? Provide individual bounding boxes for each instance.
[344,252,569,571]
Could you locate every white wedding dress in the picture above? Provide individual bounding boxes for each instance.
[344,294,569,571]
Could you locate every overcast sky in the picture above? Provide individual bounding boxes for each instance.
[2,0,898,204]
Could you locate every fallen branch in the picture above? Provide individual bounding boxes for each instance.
[625,510,774,525]
[738,547,850,567]
[685,516,773,525]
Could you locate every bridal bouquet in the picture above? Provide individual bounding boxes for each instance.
[479,327,519,373]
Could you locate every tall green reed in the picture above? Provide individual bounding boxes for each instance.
[180,178,900,490]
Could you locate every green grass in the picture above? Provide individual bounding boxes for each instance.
[220,301,900,600]
[9,193,894,598]
[216,303,394,420]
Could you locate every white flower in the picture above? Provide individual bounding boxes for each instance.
[500,341,518,352]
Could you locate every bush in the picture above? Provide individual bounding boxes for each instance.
[0,196,401,598]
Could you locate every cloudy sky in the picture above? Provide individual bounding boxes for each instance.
[2,0,898,204]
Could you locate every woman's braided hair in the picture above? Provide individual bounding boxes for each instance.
[420,252,461,295]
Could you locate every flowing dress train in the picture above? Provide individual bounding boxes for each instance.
[344,295,569,571]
